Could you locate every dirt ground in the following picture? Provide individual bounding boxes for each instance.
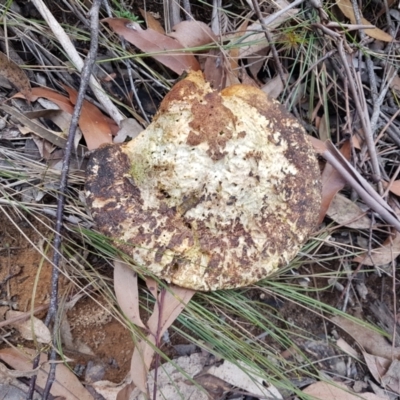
[0,211,133,383]
[1,1,400,398]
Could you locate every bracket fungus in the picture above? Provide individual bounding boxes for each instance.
[85,71,321,291]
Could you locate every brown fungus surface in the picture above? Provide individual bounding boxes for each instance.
[85,71,321,291]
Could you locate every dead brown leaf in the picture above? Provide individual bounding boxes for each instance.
[261,74,288,99]
[362,352,400,395]
[336,338,359,358]
[0,304,49,329]
[237,23,270,59]
[336,0,394,42]
[130,334,156,395]
[310,136,328,154]
[354,230,400,266]
[244,49,268,82]
[145,277,158,299]
[326,193,371,229]
[363,351,390,384]
[0,103,87,156]
[318,140,351,223]
[139,8,165,34]
[206,360,282,398]
[63,85,116,150]
[303,381,387,400]
[15,86,114,150]
[0,347,93,400]
[113,260,146,328]
[0,51,32,101]
[130,285,195,394]
[25,109,83,156]
[193,373,232,398]
[168,21,217,49]
[19,87,74,114]
[381,359,400,394]
[0,361,39,383]
[383,180,400,197]
[331,315,400,360]
[318,114,330,142]
[203,49,228,90]
[6,310,51,343]
[146,285,195,338]
[104,18,200,75]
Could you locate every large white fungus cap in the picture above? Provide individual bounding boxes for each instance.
[86,71,321,291]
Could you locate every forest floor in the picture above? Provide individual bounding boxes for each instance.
[0,1,400,400]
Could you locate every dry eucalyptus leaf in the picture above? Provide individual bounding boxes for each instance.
[327,193,371,229]
[113,118,143,143]
[203,49,229,90]
[130,286,194,394]
[63,85,115,150]
[331,316,400,360]
[310,136,328,154]
[91,378,133,400]
[354,231,400,266]
[318,114,330,142]
[390,75,400,92]
[129,353,281,400]
[318,140,351,223]
[238,3,300,58]
[0,347,93,400]
[303,381,387,400]
[130,353,209,400]
[146,286,195,339]
[383,180,400,197]
[6,310,51,343]
[193,373,233,397]
[0,51,32,101]
[238,24,270,58]
[336,0,394,42]
[168,20,217,49]
[363,351,390,386]
[25,109,83,154]
[261,74,288,99]
[15,86,115,151]
[139,8,165,34]
[336,338,359,358]
[113,260,146,328]
[0,361,39,383]
[104,18,200,74]
[207,360,282,399]
[381,359,400,394]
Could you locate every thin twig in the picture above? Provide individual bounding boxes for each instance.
[350,0,378,102]
[28,1,102,399]
[251,0,286,85]
[336,39,382,191]
[31,0,124,124]
[369,51,397,133]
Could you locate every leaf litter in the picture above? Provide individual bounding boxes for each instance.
[1,1,400,400]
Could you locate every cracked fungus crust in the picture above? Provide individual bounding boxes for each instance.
[85,71,321,291]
